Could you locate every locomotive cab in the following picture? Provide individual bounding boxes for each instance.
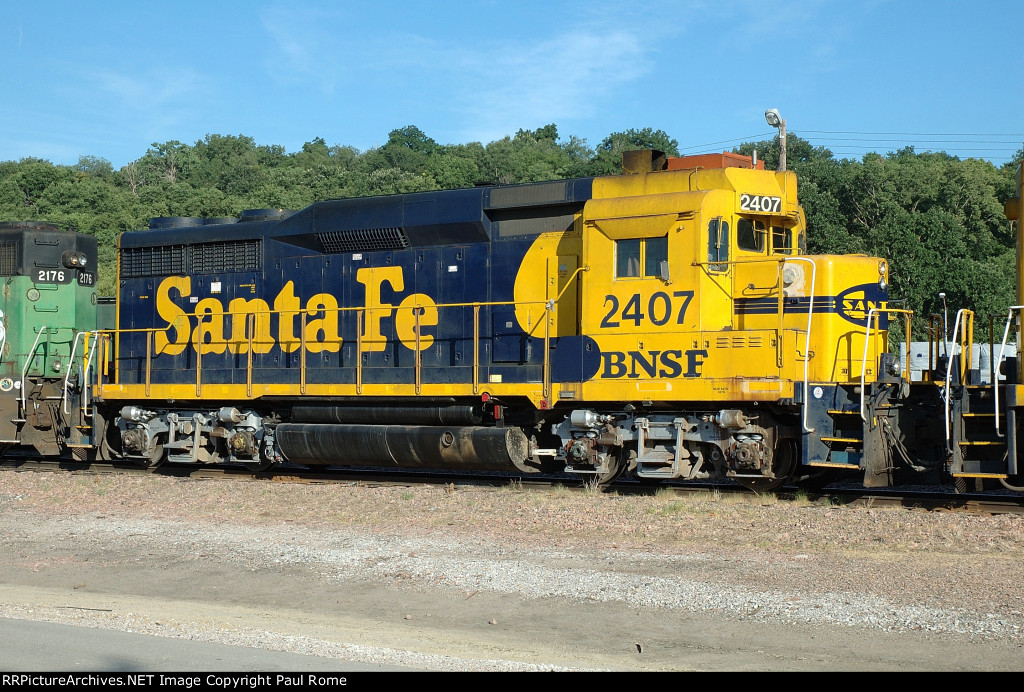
[545,153,892,488]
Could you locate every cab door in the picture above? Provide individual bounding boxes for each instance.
[700,217,734,332]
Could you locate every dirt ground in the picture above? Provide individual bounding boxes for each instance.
[1,470,1023,671]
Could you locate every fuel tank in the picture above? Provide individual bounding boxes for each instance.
[274,424,535,473]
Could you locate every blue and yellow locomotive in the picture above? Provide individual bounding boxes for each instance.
[78,150,899,489]
[8,150,1021,492]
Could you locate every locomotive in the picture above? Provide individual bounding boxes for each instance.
[0,222,98,459]
[2,150,1021,492]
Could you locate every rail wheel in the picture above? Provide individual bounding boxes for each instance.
[139,441,166,469]
[97,417,121,462]
[592,445,628,488]
[736,438,798,492]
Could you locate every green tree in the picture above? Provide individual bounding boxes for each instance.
[589,128,680,175]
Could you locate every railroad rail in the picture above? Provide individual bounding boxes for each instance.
[4,459,1023,516]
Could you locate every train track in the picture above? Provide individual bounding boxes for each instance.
[4,457,1024,515]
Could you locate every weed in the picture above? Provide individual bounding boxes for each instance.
[502,478,524,493]
[649,500,688,516]
[790,489,812,506]
[654,487,676,500]
[549,483,572,498]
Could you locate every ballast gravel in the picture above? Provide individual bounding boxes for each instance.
[0,471,1022,671]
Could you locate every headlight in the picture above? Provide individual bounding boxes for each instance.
[62,251,88,268]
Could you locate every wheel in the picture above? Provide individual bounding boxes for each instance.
[592,446,628,488]
[97,417,122,461]
[138,441,166,469]
[737,476,787,492]
[736,438,798,492]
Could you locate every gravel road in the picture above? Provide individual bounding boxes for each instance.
[0,470,1022,671]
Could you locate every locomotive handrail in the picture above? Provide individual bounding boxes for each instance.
[63,330,100,416]
[928,314,943,376]
[859,307,913,425]
[993,305,1024,437]
[108,296,563,404]
[20,326,49,413]
[473,306,480,395]
[788,257,817,433]
[943,309,974,453]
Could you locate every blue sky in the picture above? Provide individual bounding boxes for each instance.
[2,0,1022,170]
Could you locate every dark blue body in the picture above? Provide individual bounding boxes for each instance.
[115,179,595,391]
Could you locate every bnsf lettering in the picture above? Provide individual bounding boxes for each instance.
[601,349,708,379]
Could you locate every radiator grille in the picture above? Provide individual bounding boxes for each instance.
[317,228,408,253]
[120,239,262,277]
[120,245,186,278]
[0,242,18,275]
[191,240,263,274]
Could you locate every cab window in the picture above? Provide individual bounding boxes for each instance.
[771,226,794,255]
[616,236,668,279]
[708,218,729,271]
[644,236,668,276]
[737,218,766,253]
[616,239,641,277]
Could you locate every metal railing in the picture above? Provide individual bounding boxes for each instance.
[859,307,913,424]
[63,330,100,416]
[20,326,49,413]
[994,305,1024,437]
[943,309,975,452]
[100,297,566,404]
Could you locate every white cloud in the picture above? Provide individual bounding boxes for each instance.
[255,4,665,144]
[451,29,653,144]
[259,6,349,94]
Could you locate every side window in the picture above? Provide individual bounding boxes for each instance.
[616,239,641,278]
[708,218,729,272]
[644,236,668,277]
[616,237,668,279]
[737,218,766,253]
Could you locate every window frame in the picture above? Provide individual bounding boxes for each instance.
[614,235,669,280]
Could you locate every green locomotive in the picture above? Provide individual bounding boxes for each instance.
[0,222,99,457]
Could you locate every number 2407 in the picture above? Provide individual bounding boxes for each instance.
[600,291,694,328]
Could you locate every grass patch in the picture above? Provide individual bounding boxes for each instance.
[648,500,689,517]
[502,478,524,493]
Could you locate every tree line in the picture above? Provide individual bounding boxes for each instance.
[0,123,1020,338]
